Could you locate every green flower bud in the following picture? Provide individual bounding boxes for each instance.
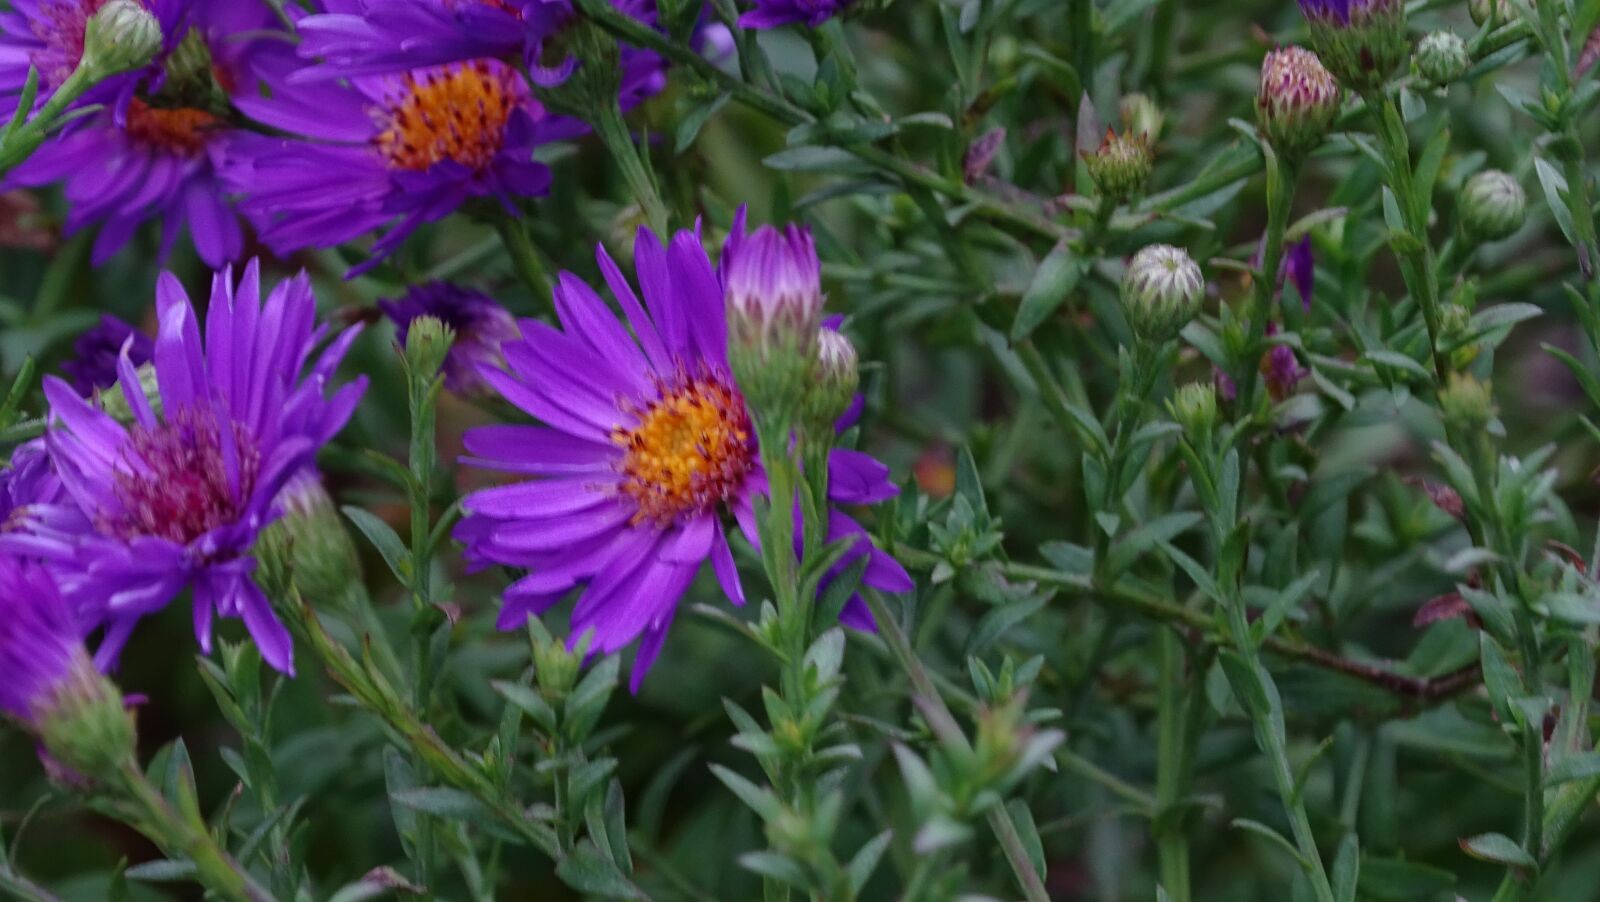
[1120,244,1205,343]
[1301,0,1409,93]
[1439,303,1480,369]
[530,620,586,700]
[1169,382,1219,444]
[254,473,364,611]
[1468,0,1509,27]
[1459,170,1526,242]
[1439,372,1495,432]
[38,657,136,782]
[98,361,163,424]
[1414,31,1469,86]
[1256,46,1342,160]
[1119,92,1164,143]
[801,329,858,432]
[80,0,162,81]
[150,27,228,114]
[1083,129,1153,202]
[403,315,454,380]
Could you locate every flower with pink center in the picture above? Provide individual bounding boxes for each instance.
[33,261,367,673]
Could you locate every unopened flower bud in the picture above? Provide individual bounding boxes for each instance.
[1120,244,1204,343]
[1459,170,1526,242]
[1468,0,1509,27]
[380,283,518,395]
[802,329,859,430]
[151,27,227,113]
[1119,93,1164,143]
[255,473,364,611]
[530,620,584,700]
[0,559,135,782]
[1257,46,1342,160]
[1440,372,1495,432]
[1440,303,1480,368]
[1415,31,1469,86]
[1169,382,1219,443]
[723,215,824,421]
[80,0,162,81]
[1298,0,1408,92]
[403,315,454,381]
[1084,129,1153,202]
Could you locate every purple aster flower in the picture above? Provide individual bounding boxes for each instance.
[1297,0,1406,91]
[1,2,280,267]
[1283,235,1315,310]
[62,315,154,396]
[0,553,88,725]
[0,439,66,531]
[379,282,519,394]
[292,0,678,110]
[739,0,853,29]
[455,224,911,691]
[225,57,557,274]
[34,260,367,674]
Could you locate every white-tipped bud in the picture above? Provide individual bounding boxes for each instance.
[80,0,162,80]
[1120,245,1205,343]
[1459,170,1526,242]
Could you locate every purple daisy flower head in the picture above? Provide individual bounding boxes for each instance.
[291,0,677,111]
[37,260,368,674]
[225,57,556,274]
[739,0,853,29]
[1,1,281,267]
[0,440,67,539]
[62,315,154,397]
[1260,323,1307,402]
[456,223,910,691]
[379,282,520,394]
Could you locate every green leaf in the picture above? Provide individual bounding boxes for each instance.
[1332,834,1359,902]
[674,92,729,153]
[389,787,491,822]
[1546,751,1600,786]
[739,851,810,888]
[1478,634,1523,725]
[763,146,867,173]
[123,860,199,883]
[556,839,647,899]
[342,506,410,586]
[1357,856,1456,900]
[1362,349,1432,382]
[1011,242,1085,340]
[1534,157,1577,246]
[1105,512,1203,576]
[708,763,784,821]
[1006,799,1046,883]
[1458,832,1535,869]
[493,679,558,734]
[846,829,893,895]
[1230,819,1308,868]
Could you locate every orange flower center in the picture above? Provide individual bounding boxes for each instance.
[125,99,221,156]
[613,375,754,526]
[376,61,519,172]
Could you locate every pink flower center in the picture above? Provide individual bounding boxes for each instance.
[105,407,261,546]
[29,0,113,91]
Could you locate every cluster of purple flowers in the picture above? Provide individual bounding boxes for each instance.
[0,0,892,733]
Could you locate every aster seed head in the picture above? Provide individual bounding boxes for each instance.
[1414,31,1469,87]
[1256,47,1342,160]
[80,0,162,82]
[1459,169,1526,242]
[1083,129,1153,202]
[1120,244,1205,343]
[1299,0,1408,92]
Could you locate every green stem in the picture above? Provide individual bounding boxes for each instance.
[494,215,554,304]
[114,762,276,902]
[1239,158,1297,408]
[0,66,92,173]
[1154,627,1192,902]
[860,591,1050,902]
[1367,92,1448,383]
[589,98,670,238]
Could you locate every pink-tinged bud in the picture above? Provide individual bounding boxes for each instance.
[1414,31,1469,86]
[1257,47,1342,160]
[722,211,825,420]
[804,328,859,429]
[1083,129,1153,202]
[1121,244,1204,342]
